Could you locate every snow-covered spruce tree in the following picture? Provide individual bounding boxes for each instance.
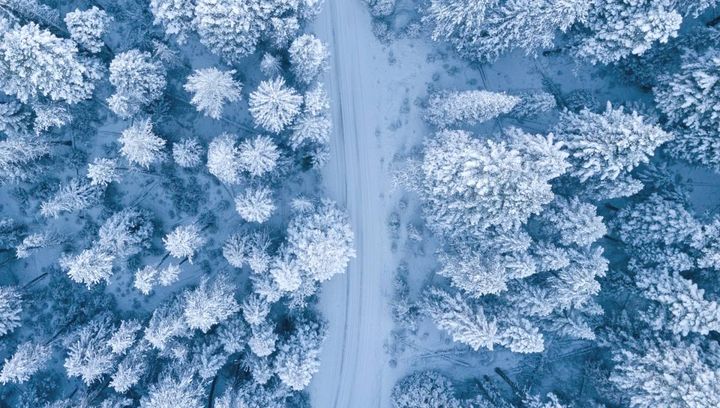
[392,371,464,408]
[235,186,276,223]
[636,268,720,336]
[118,119,165,168]
[422,288,502,351]
[144,297,191,350]
[184,68,242,120]
[425,90,519,128]
[98,207,154,259]
[0,101,31,137]
[269,16,300,49]
[537,197,607,248]
[289,34,329,85]
[274,318,326,391]
[260,53,283,77]
[0,285,22,337]
[64,317,116,386]
[87,158,121,187]
[0,22,98,104]
[0,137,50,184]
[285,199,356,282]
[64,6,112,53]
[59,247,115,287]
[424,0,492,58]
[610,338,720,407]
[242,293,271,326]
[140,372,205,408]
[173,138,203,168]
[150,0,195,44]
[290,84,332,152]
[207,132,242,184]
[40,179,102,218]
[655,50,720,167]
[575,0,682,64]
[31,103,73,134]
[237,135,280,177]
[163,224,206,263]
[460,0,591,62]
[182,274,239,333]
[509,90,557,120]
[193,0,305,63]
[108,50,167,118]
[0,342,51,385]
[420,129,568,237]
[553,103,672,183]
[248,322,278,357]
[111,347,147,393]
[612,194,699,249]
[134,265,159,295]
[108,320,142,355]
[249,77,303,133]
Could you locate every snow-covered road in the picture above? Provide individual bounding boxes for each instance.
[310,0,396,407]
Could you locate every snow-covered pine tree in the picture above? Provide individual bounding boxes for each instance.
[150,0,195,44]
[285,199,356,282]
[108,50,167,118]
[163,224,206,263]
[182,274,239,333]
[87,158,121,187]
[554,103,672,183]
[655,50,720,137]
[64,6,112,53]
[184,68,242,120]
[0,137,50,184]
[108,320,142,355]
[575,0,682,64]
[636,268,720,336]
[0,342,51,385]
[0,22,98,104]
[610,338,720,407]
[144,297,190,350]
[420,129,567,237]
[237,135,280,177]
[111,347,147,393]
[458,0,590,62]
[139,372,205,408]
[235,186,276,223]
[274,318,326,391]
[537,197,607,247]
[40,179,102,218]
[425,90,519,128]
[289,34,329,85]
[118,119,166,168]
[97,207,154,258]
[392,371,464,408]
[193,0,303,62]
[422,288,501,351]
[0,285,22,337]
[59,247,115,287]
[207,132,242,184]
[612,194,699,248]
[249,77,303,133]
[241,294,271,326]
[64,317,116,386]
[248,322,278,357]
[172,138,203,168]
[424,0,493,58]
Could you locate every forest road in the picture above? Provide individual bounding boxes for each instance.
[309,0,395,407]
